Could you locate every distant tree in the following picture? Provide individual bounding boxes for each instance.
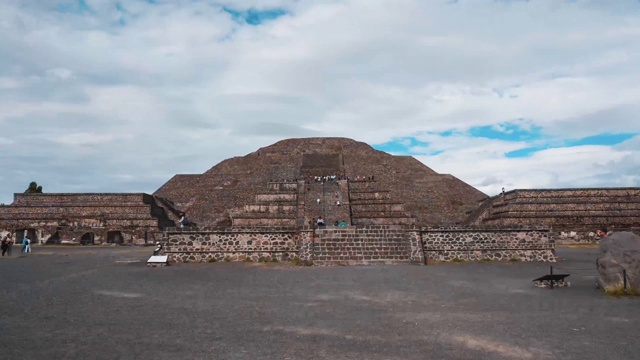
[25,181,43,194]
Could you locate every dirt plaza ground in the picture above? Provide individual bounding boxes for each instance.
[1,247,638,360]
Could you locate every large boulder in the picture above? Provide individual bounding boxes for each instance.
[597,232,640,292]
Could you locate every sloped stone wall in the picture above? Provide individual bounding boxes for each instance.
[421,227,555,262]
[164,228,301,262]
[309,225,410,265]
[161,226,556,264]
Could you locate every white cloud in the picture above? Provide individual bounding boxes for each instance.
[54,132,133,147]
[0,0,639,203]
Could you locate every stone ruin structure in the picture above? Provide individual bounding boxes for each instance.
[0,193,177,246]
[154,137,487,227]
[0,137,637,264]
[467,188,640,243]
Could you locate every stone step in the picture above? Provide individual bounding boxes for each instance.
[0,206,156,216]
[255,193,297,202]
[231,218,297,227]
[243,204,297,213]
[11,193,150,205]
[492,202,640,211]
[487,209,640,218]
[232,213,297,219]
[497,198,640,205]
[351,204,405,212]
[267,182,299,192]
[352,217,416,225]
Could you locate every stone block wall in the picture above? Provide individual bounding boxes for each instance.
[420,226,555,262]
[310,225,410,265]
[164,228,301,263]
[160,226,556,265]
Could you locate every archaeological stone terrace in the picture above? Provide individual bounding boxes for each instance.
[1,137,638,263]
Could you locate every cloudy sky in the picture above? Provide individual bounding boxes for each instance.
[1,0,639,204]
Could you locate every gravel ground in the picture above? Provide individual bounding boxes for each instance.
[0,246,638,360]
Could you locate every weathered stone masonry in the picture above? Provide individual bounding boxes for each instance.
[163,225,556,264]
[0,193,176,245]
[164,227,305,263]
[311,225,410,265]
[416,227,555,262]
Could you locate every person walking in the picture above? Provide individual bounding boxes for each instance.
[6,235,12,256]
[1,236,8,256]
[26,236,31,253]
[21,235,29,254]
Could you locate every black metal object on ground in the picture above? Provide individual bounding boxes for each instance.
[533,274,570,288]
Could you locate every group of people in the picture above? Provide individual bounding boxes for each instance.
[316,217,348,227]
[312,175,343,183]
[1,234,32,256]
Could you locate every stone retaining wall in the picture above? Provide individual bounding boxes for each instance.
[418,227,555,262]
[162,226,556,264]
[164,229,301,262]
[312,225,410,265]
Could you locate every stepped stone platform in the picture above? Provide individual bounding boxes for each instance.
[0,193,177,245]
[155,137,486,227]
[467,188,640,243]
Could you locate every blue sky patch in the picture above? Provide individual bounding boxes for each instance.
[438,129,458,137]
[55,0,91,14]
[373,137,436,155]
[505,146,548,158]
[468,122,542,142]
[223,7,287,25]
[504,132,637,158]
[565,133,636,147]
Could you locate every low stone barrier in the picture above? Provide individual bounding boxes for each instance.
[162,226,556,264]
[311,225,409,265]
[416,226,555,262]
[163,228,304,262]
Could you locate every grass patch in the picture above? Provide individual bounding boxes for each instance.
[605,287,640,297]
[207,257,217,263]
[271,258,279,263]
[427,258,470,265]
[556,243,599,249]
[243,257,253,263]
[508,257,520,262]
[291,257,302,266]
[223,257,231,262]
[477,258,492,263]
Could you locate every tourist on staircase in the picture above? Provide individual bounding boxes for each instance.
[179,213,190,230]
